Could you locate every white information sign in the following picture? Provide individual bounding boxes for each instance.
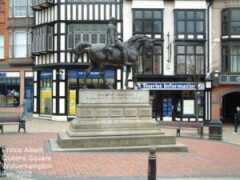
[183,100,195,115]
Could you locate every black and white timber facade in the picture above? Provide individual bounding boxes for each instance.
[32,0,212,122]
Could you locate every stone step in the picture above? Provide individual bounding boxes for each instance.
[72,117,154,122]
[66,129,164,137]
[49,139,188,152]
[69,126,161,132]
[71,119,156,125]
[57,132,177,149]
[70,122,157,130]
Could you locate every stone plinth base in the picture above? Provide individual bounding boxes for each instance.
[49,90,188,152]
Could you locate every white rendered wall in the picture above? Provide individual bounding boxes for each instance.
[163,1,174,75]
[175,0,207,9]
[123,0,132,42]
[132,0,164,9]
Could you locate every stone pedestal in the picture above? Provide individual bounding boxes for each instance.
[49,90,187,152]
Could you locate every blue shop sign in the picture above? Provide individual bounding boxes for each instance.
[136,82,205,90]
[40,71,52,79]
[68,70,114,79]
[0,72,6,77]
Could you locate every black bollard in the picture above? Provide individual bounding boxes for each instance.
[0,145,5,177]
[148,148,156,180]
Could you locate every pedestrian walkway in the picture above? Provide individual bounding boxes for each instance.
[1,117,240,179]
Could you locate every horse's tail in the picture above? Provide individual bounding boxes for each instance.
[72,43,91,62]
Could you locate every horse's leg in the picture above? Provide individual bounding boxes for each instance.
[74,53,79,63]
[84,64,93,88]
[99,64,106,88]
[125,65,129,89]
[132,64,137,89]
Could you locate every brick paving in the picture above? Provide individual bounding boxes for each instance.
[0,133,240,179]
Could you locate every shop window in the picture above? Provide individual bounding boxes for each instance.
[0,72,20,107]
[24,75,33,113]
[67,24,108,49]
[138,44,163,75]
[175,44,205,75]
[40,71,52,114]
[222,9,240,35]
[175,10,205,40]
[0,35,3,59]
[9,0,33,17]
[222,45,240,73]
[133,9,163,38]
[9,31,31,58]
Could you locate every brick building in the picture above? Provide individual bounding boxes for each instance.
[0,0,33,114]
[211,0,240,124]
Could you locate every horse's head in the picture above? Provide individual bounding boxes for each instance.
[126,35,156,57]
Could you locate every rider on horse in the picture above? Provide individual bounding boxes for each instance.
[105,17,130,65]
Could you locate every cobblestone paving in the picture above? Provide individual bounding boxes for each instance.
[0,133,240,179]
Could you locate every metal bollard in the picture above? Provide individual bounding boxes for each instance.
[0,145,6,177]
[148,148,156,180]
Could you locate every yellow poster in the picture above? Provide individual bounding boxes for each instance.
[40,89,52,114]
[69,90,76,115]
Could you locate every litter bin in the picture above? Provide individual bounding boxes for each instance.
[208,120,223,140]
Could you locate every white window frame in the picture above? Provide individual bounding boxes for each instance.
[10,30,31,58]
[9,0,33,18]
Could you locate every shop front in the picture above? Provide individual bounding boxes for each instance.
[137,81,209,122]
[0,72,20,107]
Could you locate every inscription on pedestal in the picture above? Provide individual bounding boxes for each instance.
[79,90,149,104]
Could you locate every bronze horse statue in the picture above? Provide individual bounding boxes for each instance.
[72,35,155,88]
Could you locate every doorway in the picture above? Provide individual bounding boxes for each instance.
[222,92,240,124]
[152,91,182,121]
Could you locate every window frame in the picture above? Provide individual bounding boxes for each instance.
[222,42,240,74]
[67,23,108,50]
[137,42,163,75]
[222,8,240,36]
[9,0,33,18]
[9,30,32,58]
[175,43,205,75]
[174,9,206,40]
[32,25,54,54]
[133,9,163,39]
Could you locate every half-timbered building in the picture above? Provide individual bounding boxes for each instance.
[32,0,212,122]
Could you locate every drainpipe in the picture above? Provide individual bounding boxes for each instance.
[207,0,214,122]
[207,0,214,74]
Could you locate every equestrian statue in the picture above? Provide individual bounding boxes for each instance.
[72,17,156,88]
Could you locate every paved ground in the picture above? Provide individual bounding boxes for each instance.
[0,118,240,180]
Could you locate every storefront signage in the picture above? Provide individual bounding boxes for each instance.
[67,0,117,3]
[0,72,20,78]
[136,82,205,91]
[219,75,240,84]
[68,70,114,79]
